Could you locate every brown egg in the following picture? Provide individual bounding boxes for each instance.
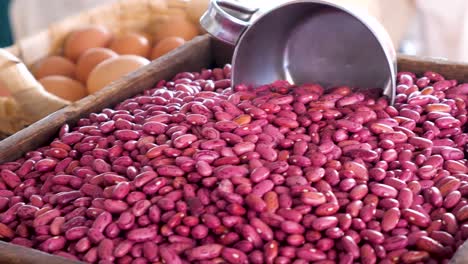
[64,25,112,61]
[33,56,76,79]
[139,32,154,46]
[75,48,118,83]
[187,0,210,24]
[39,76,87,101]
[154,16,199,42]
[0,81,10,97]
[87,55,150,94]
[150,37,185,60]
[109,32,151,57]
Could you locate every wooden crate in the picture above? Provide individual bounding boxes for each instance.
[0,35,467,263]
[0,0,201,137]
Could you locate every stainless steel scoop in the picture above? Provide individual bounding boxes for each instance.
[201,0,397,104]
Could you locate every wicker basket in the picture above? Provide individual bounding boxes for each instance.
[0,0,202,138]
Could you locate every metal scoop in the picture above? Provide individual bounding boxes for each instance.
[201,0,397,104]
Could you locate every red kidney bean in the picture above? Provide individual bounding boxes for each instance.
[103,200,128,214]
[187,244,223,260]
[17,204,39,219]
[315,238,333,251]
[157,165,184,177]
[349,184,368,200]
[379,198,399,209]
[133,171,156,188]
[251,180,274,197]
[190,224,208,240]
[0,170,21,189]
[341,235,359,259]
[382,208,401,232]
[360,244,377,264]
[0,222,14,239]
[425,187,443,207]
[416,236,446,256]
[301,191,326,206]
[222,247,248,264]
[82,247,98,263]
[361,229,385,244]
[246,250,263,264]
[142,177,167,195]
[370,183,398,198]
[244,194,265,213]
[430,230,454,246]
[360,204,376,222]
[55,191,82,205]
[296,246,326,261]
[249,166,270,183]
[113,240,133,258]
[116,212,135,231]
[383,235,408,251]
[407,230,428,246]
[97,238,114,261]
[86,227,105,244]
[239,224,262,248]
[92,211,112,233]
[141,241,158,261]
[35,158,57,172]
[49,217,65,235]
[398,188,413,209]
[250,218,273,240]
[312,216,338,231]
[383,177,406,191]
[444,191,461,208]
[33,209,60,227]
[401,250,430,263]
[115,130,140,141]
[126,227,157,242]
[40,236,66,252]
[455,205,468,222]
[3,68,468,263]
[160,247,183,264]
[65,226,88,241]
[131,200,151,217]
[402,209,430,227]
[277,208,302,223]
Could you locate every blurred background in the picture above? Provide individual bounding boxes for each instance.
[0,0,467,62]
[0,0,12,47]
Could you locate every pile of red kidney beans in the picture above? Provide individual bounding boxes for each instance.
[0,65,467,264]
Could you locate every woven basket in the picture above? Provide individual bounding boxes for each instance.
[0,0,201,138]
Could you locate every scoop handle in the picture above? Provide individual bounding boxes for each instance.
[0,48,70,123]
[200,0,259,45]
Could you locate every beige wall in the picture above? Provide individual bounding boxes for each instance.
[9,0,117,40]
[9,0,414,47]
[9,0,468,62]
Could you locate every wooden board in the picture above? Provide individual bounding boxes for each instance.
[0,241,81,264]
[0,35,467,263]
[398,54,468,82]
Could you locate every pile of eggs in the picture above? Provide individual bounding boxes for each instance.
[33,15,200,102]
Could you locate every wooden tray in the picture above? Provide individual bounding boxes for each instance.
[0,0,201,137]
[0,35,467,263]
